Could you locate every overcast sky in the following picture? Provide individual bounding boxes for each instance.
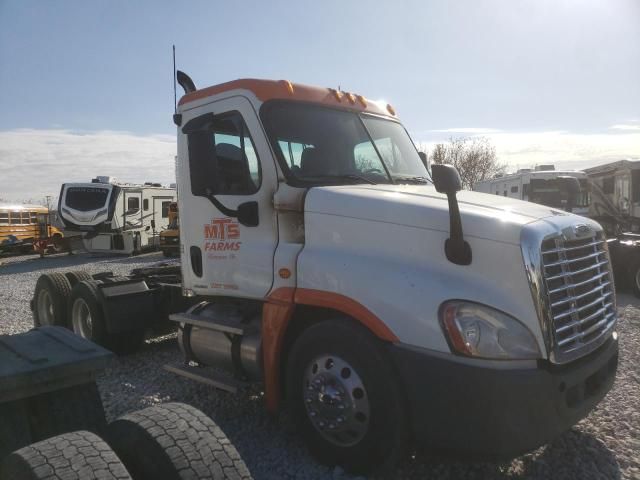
[1,0,639,201]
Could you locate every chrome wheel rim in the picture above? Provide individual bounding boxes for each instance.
[72,298,93,339]
[37,289,54,325]
[303,354,370,447]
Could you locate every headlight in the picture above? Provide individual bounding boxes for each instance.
[440,301,541,360]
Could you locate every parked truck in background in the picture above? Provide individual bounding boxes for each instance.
[58,176,176,255]
[32,74,619,474]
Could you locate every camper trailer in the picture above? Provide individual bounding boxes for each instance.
[474,165,590,215]
[58,176,177,254]
[585,160,640,232]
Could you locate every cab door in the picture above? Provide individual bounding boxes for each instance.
[178,97,278,299]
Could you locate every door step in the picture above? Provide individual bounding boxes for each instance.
[168,312,245,336]
[164,362,248,393]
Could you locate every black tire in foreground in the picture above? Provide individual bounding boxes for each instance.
[285,318,409,475]
[64,270,93,287]
[32,272,72,327]
[68,280,144,354]
[0,430,132,480]
[106,402,252,480]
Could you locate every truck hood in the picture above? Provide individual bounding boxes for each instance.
[304,184,574,245]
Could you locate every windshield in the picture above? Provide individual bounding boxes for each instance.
[262,102,429,185]
[65,186,110,212]
[529,178,590,209]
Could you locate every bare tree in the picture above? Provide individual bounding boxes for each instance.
[429,137,505,190]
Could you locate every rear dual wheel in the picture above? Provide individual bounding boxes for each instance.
[32,273,72,327]
[69,280,145,354]
[286,319,408,474]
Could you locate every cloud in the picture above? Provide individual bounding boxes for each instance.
[0,129,176,203]
[414,129,640,172]
[610,124,640,131]
[1,127,639,203]
[430,127,502,134]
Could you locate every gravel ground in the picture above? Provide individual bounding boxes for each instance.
[1,251,638,480]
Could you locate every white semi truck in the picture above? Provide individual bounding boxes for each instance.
[58,176,176,254]
[474,166,591,215]
[32,74,619,474]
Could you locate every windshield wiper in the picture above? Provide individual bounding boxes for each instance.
[392,175,430,184]
[304,174,378,185]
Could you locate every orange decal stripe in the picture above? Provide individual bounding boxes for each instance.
[294,288,399,342]
[262,287,295,412]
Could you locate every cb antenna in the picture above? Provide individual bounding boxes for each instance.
[172,45,177,115]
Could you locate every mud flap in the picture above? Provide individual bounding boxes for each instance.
[98,280,156,334]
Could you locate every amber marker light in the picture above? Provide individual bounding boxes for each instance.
[278,268,292,279]
[357,95,367,107]
[329,88,343,101]
[386,103,396,115]
[346,92,356,104]
[282,80,294,95]
[441,304,473,356]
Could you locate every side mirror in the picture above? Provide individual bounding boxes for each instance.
[418,151,428,168]
[431,163,471,265]
[431,164,462,194]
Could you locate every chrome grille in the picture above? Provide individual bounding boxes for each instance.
[540,231,616,360]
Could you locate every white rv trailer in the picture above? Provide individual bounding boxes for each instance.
[58,176,177,254]
[584,160,640,232]
[473,165,590,215]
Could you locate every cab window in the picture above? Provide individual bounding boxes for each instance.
[186,112,261,196]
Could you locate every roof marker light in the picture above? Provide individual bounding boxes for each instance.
[346,92,356,104]
[356,95,367,107]
[329,88,342,101]
[386,103,396,115]
[282,80,294,95]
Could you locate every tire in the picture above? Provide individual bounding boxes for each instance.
[69,280,144,354]
[65,270,93,287]
[32,272,72,327]
[285,319,409,474]
[106,402,252,480]
[0,430,132,480]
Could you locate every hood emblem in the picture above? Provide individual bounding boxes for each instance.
[574,224,591,237]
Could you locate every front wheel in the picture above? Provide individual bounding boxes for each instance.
[286,319,408,474]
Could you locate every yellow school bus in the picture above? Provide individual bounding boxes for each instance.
[0,205,63,254]
[159,202,179,257]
